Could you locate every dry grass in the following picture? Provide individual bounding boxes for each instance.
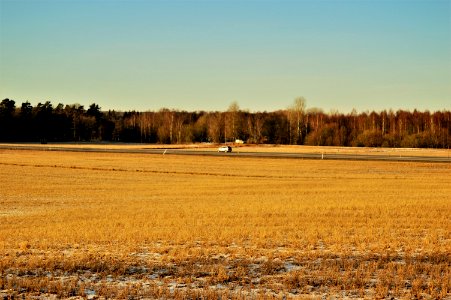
[0,149,450,299]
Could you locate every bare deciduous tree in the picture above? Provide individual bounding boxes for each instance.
[287,97,306,144]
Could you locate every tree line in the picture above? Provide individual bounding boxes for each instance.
[1,98,450,148]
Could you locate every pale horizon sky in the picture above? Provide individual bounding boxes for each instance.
[0,0,450,113]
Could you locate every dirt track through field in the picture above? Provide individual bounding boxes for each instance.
[1,143,450,162]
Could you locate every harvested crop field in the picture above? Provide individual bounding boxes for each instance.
[0,149,450,299]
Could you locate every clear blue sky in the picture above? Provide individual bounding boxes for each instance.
[0,0,450,112]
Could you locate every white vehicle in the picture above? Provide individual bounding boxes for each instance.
[218,145,232,153]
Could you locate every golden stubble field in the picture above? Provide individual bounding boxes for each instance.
[0,149,450,299]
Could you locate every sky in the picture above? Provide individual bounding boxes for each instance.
[0,0,450,113]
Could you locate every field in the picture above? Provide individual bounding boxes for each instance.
[0,148,450,299]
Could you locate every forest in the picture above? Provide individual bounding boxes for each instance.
[0,98,450,148]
